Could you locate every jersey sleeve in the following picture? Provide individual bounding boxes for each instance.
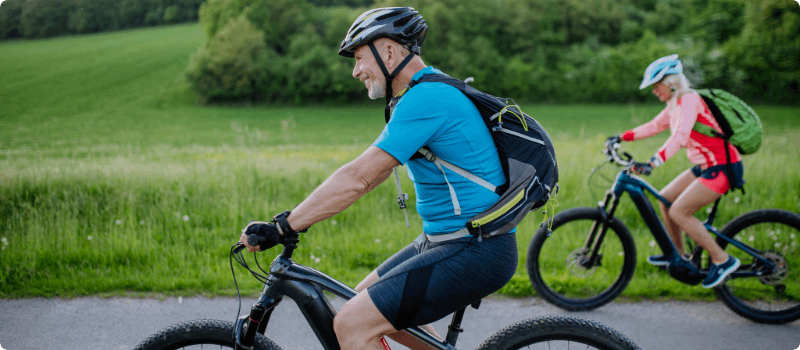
[621,106,670,141]
[372,87,449,165]
[653,94,701,163]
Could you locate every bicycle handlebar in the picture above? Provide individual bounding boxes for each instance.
[604,142,635,168]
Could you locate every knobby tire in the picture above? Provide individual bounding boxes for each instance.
[474,315,641,350]
[527,207,637,311]
[133,319,281,350]
[714,209,800,324]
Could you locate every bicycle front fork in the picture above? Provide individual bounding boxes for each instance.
[235,294,281,350]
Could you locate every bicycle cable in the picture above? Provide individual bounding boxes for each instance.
[588,160,616,202]
[229,242,270,333]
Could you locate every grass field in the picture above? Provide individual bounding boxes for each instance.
[1,23,799,300]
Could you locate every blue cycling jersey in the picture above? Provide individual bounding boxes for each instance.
[373,67,505,235]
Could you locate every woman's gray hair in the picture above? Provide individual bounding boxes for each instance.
[661,73,692,101]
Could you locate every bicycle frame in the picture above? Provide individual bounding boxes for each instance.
[234,245,461,350]
[583,169,773,279]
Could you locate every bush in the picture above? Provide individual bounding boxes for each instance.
[0,0,24,39]
[163,5,180,23]
[185,15,271,102]
[20,0,73,38]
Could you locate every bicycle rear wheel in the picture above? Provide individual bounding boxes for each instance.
[715,209,800,324]
[474,315,640,350]
[527,207,637,310]
[133,319,280,350]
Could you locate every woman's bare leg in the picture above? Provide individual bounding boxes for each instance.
[658,169,696,255]
[669,180,728,263]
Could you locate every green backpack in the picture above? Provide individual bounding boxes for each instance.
[692,89,763,154]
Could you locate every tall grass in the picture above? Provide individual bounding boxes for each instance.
[1,24,798,299]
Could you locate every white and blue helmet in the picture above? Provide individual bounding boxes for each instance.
[639,54,682,90]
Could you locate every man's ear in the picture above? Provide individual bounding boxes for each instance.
[385,43,397,71]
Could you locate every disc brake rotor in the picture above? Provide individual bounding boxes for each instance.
[758,251,789,286]
[567,248,597,277]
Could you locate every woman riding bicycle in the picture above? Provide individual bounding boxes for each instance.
[607,54,744,288]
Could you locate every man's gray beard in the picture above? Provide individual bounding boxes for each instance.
[368,79,386,100]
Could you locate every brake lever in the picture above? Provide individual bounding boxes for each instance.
[623,151,633,162]
[233,242,247,254]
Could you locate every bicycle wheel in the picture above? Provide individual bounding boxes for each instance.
[133,319,281,350]
[714,209,800,324]
[527,207,637,310]
[474,315,641,350]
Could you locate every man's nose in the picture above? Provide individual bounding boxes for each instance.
[352,62,361,79]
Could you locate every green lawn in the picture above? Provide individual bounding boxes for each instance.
[1,24,799,300]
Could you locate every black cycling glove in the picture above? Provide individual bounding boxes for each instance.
[242,221,281,251]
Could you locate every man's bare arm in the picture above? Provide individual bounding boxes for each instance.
[286,146,400,230]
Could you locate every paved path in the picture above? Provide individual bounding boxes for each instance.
[0,296,798,350]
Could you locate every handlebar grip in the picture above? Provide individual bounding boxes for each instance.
[247,234,267,248]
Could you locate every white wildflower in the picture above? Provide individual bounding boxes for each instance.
[649,240,656,247]
[87,235,93,240]
[775,242,781,248]
[116,220,122,225]
[375,239,381,243]
[706,207,713,214]
[311,254,316,260]
[183,215,189,222]
[734,197,740,203]
[1,237,7,244]
[139,220,145,225]
[791,234,796,239]
[315,257,321,263]
[749,236,755,242]
[618,252,624,256]
[331,220,338,226]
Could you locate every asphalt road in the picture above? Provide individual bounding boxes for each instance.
[0,296,798,350]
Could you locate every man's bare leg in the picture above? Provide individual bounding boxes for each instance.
[340,271,441,350]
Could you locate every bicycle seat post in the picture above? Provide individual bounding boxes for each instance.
[444,307,467,346]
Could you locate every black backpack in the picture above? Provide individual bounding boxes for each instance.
[393,73,559,238]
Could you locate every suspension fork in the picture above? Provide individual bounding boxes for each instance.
[236,292,282,350]
[583,191,620,267]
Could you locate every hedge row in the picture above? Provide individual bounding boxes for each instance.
[185,0,799,105]
[0,0,204,39]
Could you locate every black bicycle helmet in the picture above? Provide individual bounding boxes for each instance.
[338,7,428,58]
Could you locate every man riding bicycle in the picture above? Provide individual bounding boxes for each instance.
[239,7,517,350]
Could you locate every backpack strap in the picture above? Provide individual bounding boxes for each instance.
[417,148,498,193]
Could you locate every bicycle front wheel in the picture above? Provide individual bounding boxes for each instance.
[474,315,641,350]
[715,209,800,324]
[527,207,637,311]
[133,319,281,350]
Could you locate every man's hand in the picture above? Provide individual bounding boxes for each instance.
[239,221,281,252]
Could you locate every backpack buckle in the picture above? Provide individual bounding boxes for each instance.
[424,151,436,162]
